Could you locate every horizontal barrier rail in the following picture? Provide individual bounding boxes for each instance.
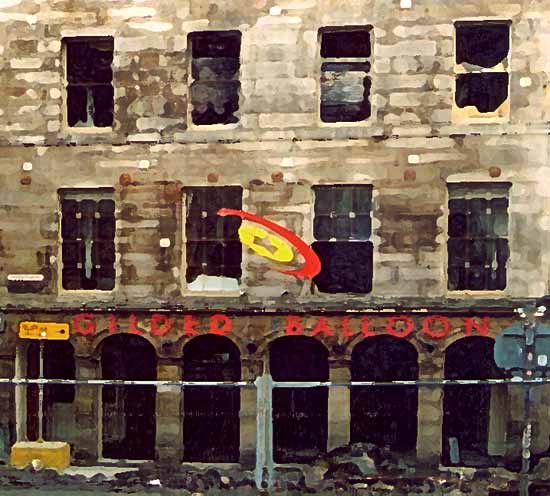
[0,377,546,387]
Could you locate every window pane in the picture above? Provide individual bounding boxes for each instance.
[455,73,509,113]
[455,21,510,68]
[320,28,371,58]
[312,241,373,293]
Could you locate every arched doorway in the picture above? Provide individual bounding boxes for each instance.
[270,336,329,462]
[26,341,76,442]
[351,336,418,451]
[100,334,157,460]
[443,337,504,466]
[182,335,241,462]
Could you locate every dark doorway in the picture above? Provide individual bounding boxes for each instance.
[442,337,503,466]
[351,336,418,451]
[101,334,157,460]
[270,336,329,463]
[182,335,241,462]
[27,341,75,441]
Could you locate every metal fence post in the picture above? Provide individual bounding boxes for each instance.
[254,374,273,490]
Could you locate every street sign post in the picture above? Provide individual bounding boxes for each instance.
[18,322,70,441]
[494,306,548,496]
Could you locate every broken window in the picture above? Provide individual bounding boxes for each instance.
[270,336,329,463]
[60,189,116,291]
[64,36,114,127]
[26,341,75,442]
[454,21,511,118]
[189,31,241,125]
[447,183,511,291]
[101,334,157,460]
[184,186,242,291]
[351,336,418,452]
[443,337,505,466]
[312,185,373,293]
[182,335,241,462]
[319,26,372,123]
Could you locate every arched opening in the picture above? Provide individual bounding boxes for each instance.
[26,341,76,441]
[351,336,418,452]
[100,334,157,460]
[182,335,241,462]
[270,336,329,463]
[443,337,504,466]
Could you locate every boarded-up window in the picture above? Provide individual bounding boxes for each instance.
[312,185,373,293]
[319,27,372,123]
[454,21,510,117]
[64,37,114,127]
[60,189,116,290]
[185,186,242,285]
[189,31,241,125]
[447,183,511,291]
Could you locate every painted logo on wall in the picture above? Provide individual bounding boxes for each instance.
[217,208,321,279]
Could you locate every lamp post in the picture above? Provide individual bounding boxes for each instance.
[494,304,548,496]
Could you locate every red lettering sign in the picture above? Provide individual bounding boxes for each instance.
[183,315,200,336]
[464,317,490,336]
[128,314,144,335]
[285,316,304,335]
[311,317,334,337]
[150,313,173,337]
[422,315,451,339]
[209,314,232,335]
[386,316,414,338]
[72,313,96,336]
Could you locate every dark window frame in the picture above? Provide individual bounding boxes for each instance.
[447,182,511,291]
[318,26,373,123]
[312,184,374,294]
[453,20,511,116]
[184,186,243,286]
[188,30,242,126]
[63,36,115,128]
[59,188,116,291]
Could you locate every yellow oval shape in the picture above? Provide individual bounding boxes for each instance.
[239,225,294,263]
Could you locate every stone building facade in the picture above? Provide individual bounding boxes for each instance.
[0,0,549,475]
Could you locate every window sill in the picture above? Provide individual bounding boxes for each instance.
[446,290,508,298]
[187,122,240,132]
[62,126,114,134]
[318,119,375,128]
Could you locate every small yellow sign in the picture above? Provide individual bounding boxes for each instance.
[19,321,70,340]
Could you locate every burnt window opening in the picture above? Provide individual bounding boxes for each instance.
[189,30,241,125]
[182,335,241,462]
[351,336,418,452]
[312,185,373,293]
[60,190,116,291]
[185,186,242,288]
[454,21,510,114]
[64,36,114,127]
[270,336,329,463]
[26,341,75,442]
[101,334,157,460]
[319,26,372,123]
[447,183,511,291]
[442,337,505,467]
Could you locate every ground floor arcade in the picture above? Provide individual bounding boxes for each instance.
[0,311,547,472]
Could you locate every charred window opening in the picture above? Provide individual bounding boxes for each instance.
[454,21,510,115]
[270,336,329,463]
[351,336,418,452]
[319,26,372,123]
[443,337,504,466]
[189,31,241,125]
[447,183,511,291]
[64,36,114,127]
[101,335,157,460]
[182,335,241,462]
[26,341,75,442]
[60,189,116,291]
[312,185,373,293]
[185,186,242,289]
